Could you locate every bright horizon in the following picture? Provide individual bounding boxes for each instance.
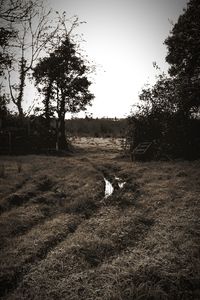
[22,0,188,118]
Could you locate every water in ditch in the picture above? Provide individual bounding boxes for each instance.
[104,176,126,198]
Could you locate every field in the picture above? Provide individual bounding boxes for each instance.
[0,137,200,300]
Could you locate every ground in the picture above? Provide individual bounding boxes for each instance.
[0,137,200,300]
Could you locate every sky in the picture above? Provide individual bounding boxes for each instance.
[29,0,188,118]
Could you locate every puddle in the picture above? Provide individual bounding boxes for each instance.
[104,176,126,198]
[115,176,126,189]
[104,178,114,198]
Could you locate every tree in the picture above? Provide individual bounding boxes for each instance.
[34,35,94,149]
[165,0,200,115]
[126,70,200,159]
[0,0,35,22]
[0,28,13,75]
[138,74,178,116]
[2,0,57,117]
[127,74,177,152]
[33,56,55,129]
[0,28,13,113]
[0,1,39,79]
[0,0,36,110]
[125,0,200,160]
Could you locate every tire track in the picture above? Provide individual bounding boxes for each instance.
[0,213,82,298]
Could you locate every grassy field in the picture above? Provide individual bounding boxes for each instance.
[0,137,200,300]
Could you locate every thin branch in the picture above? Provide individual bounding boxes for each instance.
[7,69,16,104]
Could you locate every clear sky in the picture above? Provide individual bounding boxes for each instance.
[31,0,189,118]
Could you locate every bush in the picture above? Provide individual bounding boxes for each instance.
[126,74,200,160]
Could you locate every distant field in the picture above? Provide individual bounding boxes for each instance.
[65,117,127,138]
[0,138,200,300]
[71,137,123,151]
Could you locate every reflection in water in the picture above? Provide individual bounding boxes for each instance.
[118,181,126,189]
[104,178,114,198]
[104,176,126,198]
[115,176,126,189]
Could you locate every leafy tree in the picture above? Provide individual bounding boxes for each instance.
[126,0,200,160]
[127,70,200,159]
[34,36,94,149]
[0,93,9,126]
[127,74,177,153]
[165,0,200,115]
[138,74,178,116]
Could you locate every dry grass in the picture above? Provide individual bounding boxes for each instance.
[0,163,5,178]
[0,138,200,299]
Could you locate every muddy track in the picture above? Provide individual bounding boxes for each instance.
[0,174,58,214]
[0,167,140,298]
[0,172,104,298]
[3,187,155,300]
[1,199,102,298]
[0,149,137,299]
[0,214,83,298]
[0,174,69,247]
[77,213,155,269]
[1,143,199,300]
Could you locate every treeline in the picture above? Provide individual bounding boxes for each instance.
[0,115,127,154]
[126,0,200,160]
[65,117,127,137]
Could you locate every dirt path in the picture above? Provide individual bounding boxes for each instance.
[0,138,200,300]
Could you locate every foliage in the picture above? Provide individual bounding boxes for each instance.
[0,2,95,154]
[0,114,58,154]
[164,0,200,115]
[127,73,200,159]
[0,93,9,117]
[127,0,200,160]
[33,35,94,149]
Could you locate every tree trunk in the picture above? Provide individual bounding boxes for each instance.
[17,100,24,119]
[44,80,53,130]
[58,114,68,150]
[58,88,68,150]
[16,58,26,118]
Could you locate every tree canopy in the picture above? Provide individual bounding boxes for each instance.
[165,0,200,114]
[127,0,200,160]
[33,36,94,149]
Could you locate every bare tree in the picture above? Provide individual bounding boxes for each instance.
[0,0,35,22]
[0,0,36,114]
[4,1,58,117]
[0,0,36,82]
